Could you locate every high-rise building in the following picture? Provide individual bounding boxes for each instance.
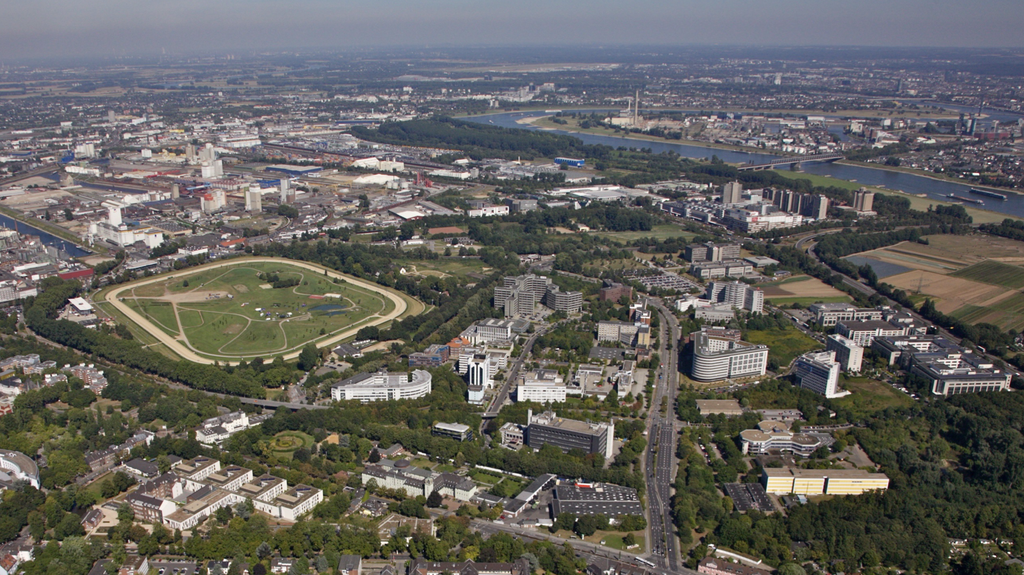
[722,181,744,205]
[684,242,742,263]
[793,351,845,398]
[853,189,875,212]
[827,334,863,372]
[802,194,829,220]
[494,274,581,317]
[245,188,263,213]
[467,354,493,388]
[706,281,764,314]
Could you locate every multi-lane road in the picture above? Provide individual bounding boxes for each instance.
[644,298,685,573]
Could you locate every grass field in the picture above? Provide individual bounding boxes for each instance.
[110,260,398,361]
[591,224,697,243]
[951,260,1024,289]
[833,377,913,413]
[744,327,821,366]
[766,296,853,307]
[270,431,314,459]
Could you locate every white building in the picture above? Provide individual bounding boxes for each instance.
[467,353,493,389]
[836,320,908,347]
[252,485,323,521]
[705,281,764,314]
[517,370,568,403]
[0,449,40,489]
[461,318,516,345]
[331,370,432,402]
[690,327,768,382]
[195,411,257,445]
[245,188,263,213]
[827,334,863,372]
[793,351,848,399]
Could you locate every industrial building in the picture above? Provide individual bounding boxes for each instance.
[523,409,614,459]
[690,327,769,382]
[551,483,643,518]
[331,370,432,402]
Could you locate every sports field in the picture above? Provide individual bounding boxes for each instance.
[100,258,416,363]
[847,235,1024,331]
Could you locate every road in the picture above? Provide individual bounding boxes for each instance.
[484,323,552,418]
[470,519,699,575]
[98,257,412,365]
[644,298,683,572]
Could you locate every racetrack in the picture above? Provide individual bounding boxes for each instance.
[99,257,412,365]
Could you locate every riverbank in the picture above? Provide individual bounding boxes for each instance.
[459,104,959,120]
[837,160,1022,197]
[526,114,779,156]
[0,205,92,253]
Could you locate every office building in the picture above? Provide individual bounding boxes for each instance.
[0,449,40,489]
[517,370,569,403]
[408,344,450,368]
[362,463,434,498]
[551,483,643,518]
[739,420,829,457]
[826,334,863,372]
[872,335,1012,396]
[761,467,889,496]
[524,409,614,459]
[792,351,847,399]
[706,281,764,314]
[432,422,473,442]
[494,274,552,317]
[684,242,742,263]
[853,188,875,213]
[597,321,640,345]
[721,181,743,205]
[461,318,516,345]
[253,485,324,521]
[408,559,530,575]
[331,370,432,402]
[544,286,583,313]
[467,354,493,389]
[598,282,633,302]
[690,327,769,382]
[689,260,754,279]
[808,303,885,327]
[835,319,908,347]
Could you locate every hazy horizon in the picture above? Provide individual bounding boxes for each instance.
[2,0,1023,60]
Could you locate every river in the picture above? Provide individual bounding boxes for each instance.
[465,111,1024,220]
[0,213,90,257]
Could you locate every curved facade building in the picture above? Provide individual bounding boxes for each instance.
[690,326,768,382]
[331,370,432,402]
[0,449,40,489]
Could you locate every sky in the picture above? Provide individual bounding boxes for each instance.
[1,0,1022,60]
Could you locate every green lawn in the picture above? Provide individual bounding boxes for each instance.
[470,471,504,485]
[591,224,697,243]
[951,260,1024,289]
[833,377,913,413]
[270,431,314,459]
[744,327,821,366]
[122,260,388,359]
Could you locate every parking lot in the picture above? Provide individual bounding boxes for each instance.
[724,482,775,513]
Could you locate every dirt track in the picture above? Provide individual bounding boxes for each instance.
[100,257,412,365]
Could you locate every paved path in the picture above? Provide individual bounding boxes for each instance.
[99,257,413,365]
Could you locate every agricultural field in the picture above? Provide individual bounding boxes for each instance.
[757,275,852,307]
[847,234,1024,331]
[104,258,408,362]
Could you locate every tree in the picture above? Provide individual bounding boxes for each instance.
[256,542,272,560]
[427,491,444,508]
[64,208,74,221]
[777,564,807,575]
[368,449,381,463]
[214,505,233,524]
[298,344,319,372]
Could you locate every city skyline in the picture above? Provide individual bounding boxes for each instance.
[2,0,1023,59]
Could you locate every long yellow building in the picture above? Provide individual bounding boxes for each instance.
[762,467,889,496]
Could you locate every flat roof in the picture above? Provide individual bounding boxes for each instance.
[762,467,888,480]
[434,422,471,433]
